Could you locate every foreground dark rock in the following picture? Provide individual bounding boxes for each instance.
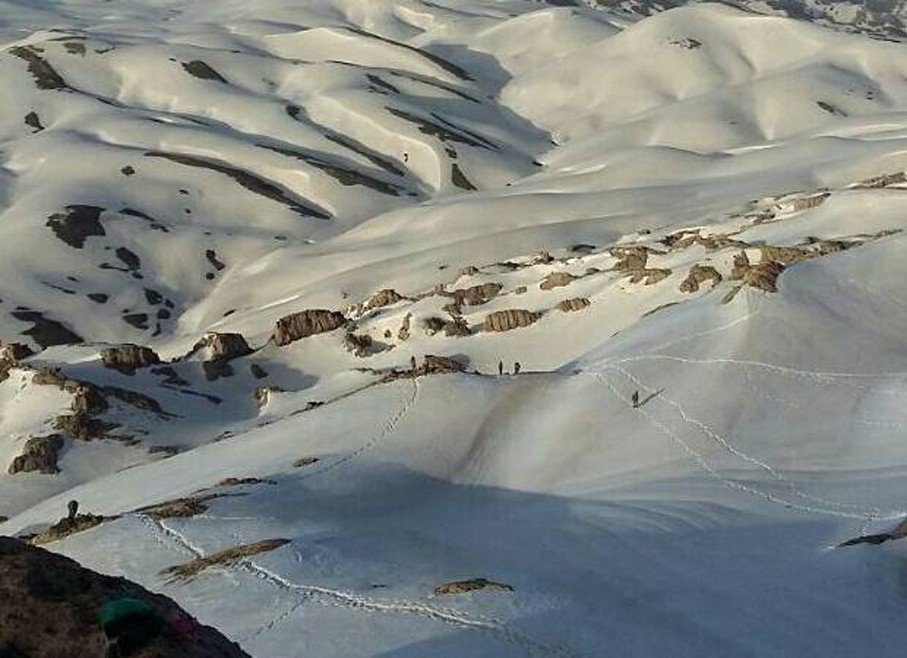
[0,536,249,657]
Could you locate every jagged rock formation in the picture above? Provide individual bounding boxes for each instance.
[730,251,786,293]
[365,289,405,310]
[100,344,161,373]
[680,265,723,293]
[191,333,253,362]
[0,536,249,657]
[8,435,65,475]
[272,310,346,346]
[610,246,671,285]
[484,309,542,332]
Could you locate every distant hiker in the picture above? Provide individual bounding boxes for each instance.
[404,152,409,163]
[631,390,640,409]
[514,362,521,375]
[498,360,504,376]
[410,356,417,371]
[67,499,79,521]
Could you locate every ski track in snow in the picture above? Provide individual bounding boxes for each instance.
[133,378,582,658]
[591,368,902,533]
[302,377,420,479]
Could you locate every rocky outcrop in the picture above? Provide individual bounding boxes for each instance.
[100,344,161,373]
[443,317,471,337]
[272,309,346,346]
[433,578,514,595]
[8,434,65,475]
[484,309,542,332]
[191,333,252,362]
[556,298,591,313]
[539,272,577,291]
[662,230,746,251]
[421,355,465,374]
[450,283,502,307]
[855,171,906,189]
[162,539,289,583]
[730,251,785,292]
[0,342,34,364]
[32,513,108,545]
[610,246,671,285]
[53,413,114,441]
[344,332,388,357]
[679,265,723,293]
[0,536,249,657]
[365,289,404,310]
[70,384,108,416]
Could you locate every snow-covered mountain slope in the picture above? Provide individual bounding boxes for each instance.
[590,0,907,40]
[2,1,907,656]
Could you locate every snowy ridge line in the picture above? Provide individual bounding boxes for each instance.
[607,364,891,522]
[601,291,765,362]
[303,377,419,478]
[237,559,581,657]
[591,370,901,524]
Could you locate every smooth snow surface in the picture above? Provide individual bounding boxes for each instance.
[2,1,907,656]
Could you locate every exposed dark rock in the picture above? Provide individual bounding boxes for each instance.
[9,46,68,90]
[145,152,330,219]
[0,342,34,364]
[539,272,577,291]
[181,60,228,83]
[45,205,105,248]
[433,578,514,595]
[679,265,723,293]
[0,536,249,656]
[8,435,65,475]
[366,289,405,310]
[556,298,591,313]
[421,355,465,374]
[161,539,290,582]
[190,333,252,362]
[24,111,43,132]
[11,311,83,348]
[100,344,161,373]
[450,282,502,307]
[484,309,542,332]
[54,413,115,441]
[272,309,346,346]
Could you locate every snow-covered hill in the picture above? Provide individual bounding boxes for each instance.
[2,1,907,656]
[590,0,907,40]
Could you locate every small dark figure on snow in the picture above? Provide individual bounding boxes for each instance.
[631,390,640,409]
[514,362,521,374]
[498,360,504,376]
[67,499,79,521]
[410,356,417,371]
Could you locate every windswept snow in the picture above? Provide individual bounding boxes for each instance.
[3,1,907,656]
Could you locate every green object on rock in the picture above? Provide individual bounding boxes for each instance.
[99,597,153,628]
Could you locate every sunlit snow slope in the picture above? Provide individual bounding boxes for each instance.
[3,1,907,656]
